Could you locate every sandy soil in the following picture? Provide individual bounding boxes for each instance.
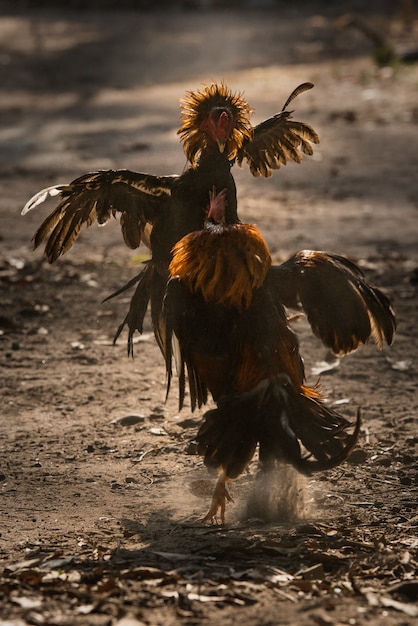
[1,3,418,625]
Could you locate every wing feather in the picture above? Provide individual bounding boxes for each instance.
[237,83,320,178]
[23,170,176,262]
[267,251,396,355]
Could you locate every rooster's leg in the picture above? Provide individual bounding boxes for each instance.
[203,470,233,523]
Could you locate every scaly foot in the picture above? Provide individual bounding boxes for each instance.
[202,472,233,523]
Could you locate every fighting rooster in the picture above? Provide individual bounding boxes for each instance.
[164,189,395,522]
[21,82,319,354]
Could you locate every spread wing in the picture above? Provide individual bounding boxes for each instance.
[236,82,320,177]
[266,250,396,355]
[22,169,177,262]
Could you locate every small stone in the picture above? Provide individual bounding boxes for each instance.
[112,415,145,427]
[347,448,368,465]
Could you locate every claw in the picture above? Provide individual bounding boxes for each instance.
[203,471,233,523]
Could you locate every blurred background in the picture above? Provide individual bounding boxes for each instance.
[1,0,417,256]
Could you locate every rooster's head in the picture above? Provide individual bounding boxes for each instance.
[178,82,253,167]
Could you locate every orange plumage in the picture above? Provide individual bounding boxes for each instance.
[170,222,271,312]
[163,189,394,522]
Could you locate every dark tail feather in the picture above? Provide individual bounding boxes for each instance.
[258,380,360,474]
[196,378,360,480]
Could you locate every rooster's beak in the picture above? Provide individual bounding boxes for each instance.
[217,138,226,153]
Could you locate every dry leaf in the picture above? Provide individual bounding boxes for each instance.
[115,615,147,626]
[311,356,340,376]
[299,563,325,581]
[120,567,168,582]
[76,604,96,615]
[11,596,42,609]
[333,398,350,406]
[148,427,167,436]
[386,357,412,372]
[131,333,153,343]
[3,558,42,574]
[152,551,193,561]
[242,566,294,585]
[39,557,74,570]
[380,595,418,617]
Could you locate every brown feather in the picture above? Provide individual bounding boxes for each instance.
[27,170,175,263]
[268,250,396,355]
[240,117,320,177]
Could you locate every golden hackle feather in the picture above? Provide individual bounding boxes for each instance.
[178,82,253,166]
[169,223,271,312]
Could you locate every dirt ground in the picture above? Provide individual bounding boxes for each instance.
[1,2,418,625]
